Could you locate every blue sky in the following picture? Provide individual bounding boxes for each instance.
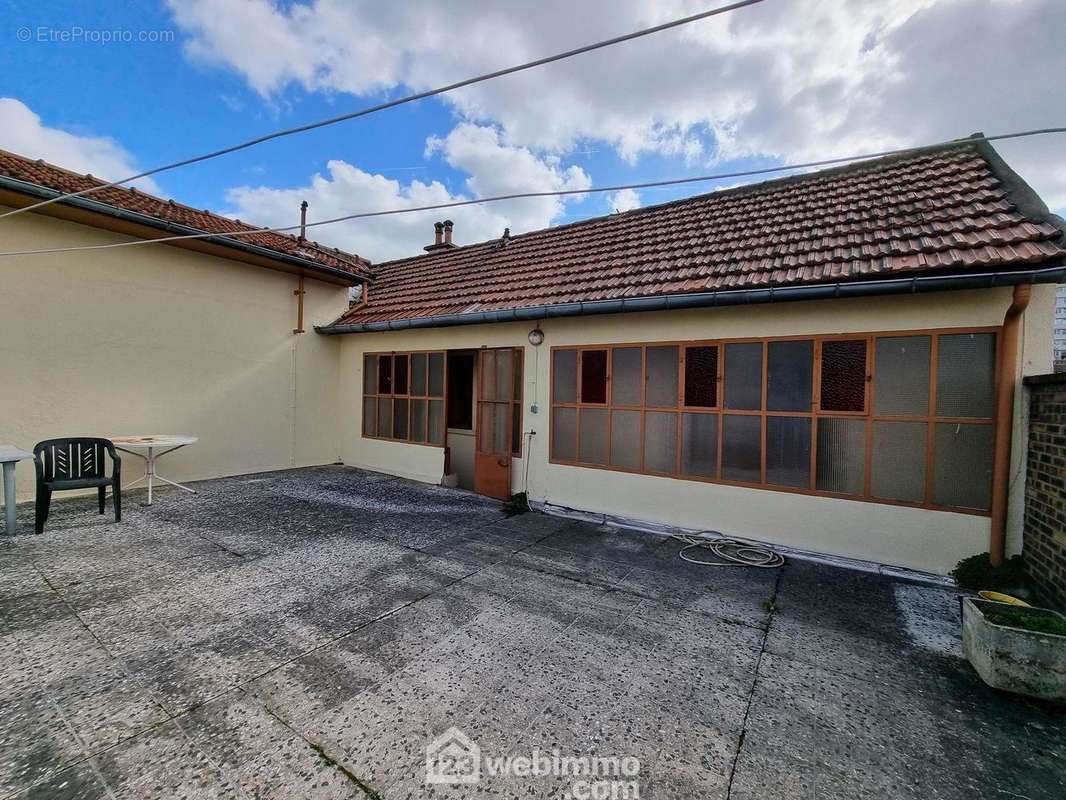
[2,0,1063,262]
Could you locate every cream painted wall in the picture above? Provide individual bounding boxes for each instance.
[0,207,350,501]
[337,286,1055,574]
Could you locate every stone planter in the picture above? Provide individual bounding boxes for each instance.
[962,597,1066,703]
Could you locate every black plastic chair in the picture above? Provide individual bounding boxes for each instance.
[33,438,121,534]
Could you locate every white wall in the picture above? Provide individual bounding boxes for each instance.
[0,207,351,500]
[336,286,1055,574]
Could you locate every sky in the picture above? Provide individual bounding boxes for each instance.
[1,0,1064,263]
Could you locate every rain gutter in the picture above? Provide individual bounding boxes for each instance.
[316,263,1066,334]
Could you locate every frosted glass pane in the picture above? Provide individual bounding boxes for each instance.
[363,397,377,436]
[513,352,522,403]
[646,346,679,407]
[581,350,608,404]
[394,398,409,440]
[553,350,577,403]
[363,355,377,395]
[481,350,497,401]
[512,404,521,455]
[394,355,409,395]
[684,346,718,407]
[610,410,641,469]
[579,408,609,465]
[816,418,865,494]
[612,348,642,406]
[725,343,763,410]
[820,340,866,412]
[767,340,813,412]
[410,398,426,442]
[934,423,994,509]
[495,351,514,402]
[682,413,719,478]
[937,333,995,418]
[723,414,761,482]
[410,353,427,396]
[477,403,494,452]
[874,336,930,416]
[429,354,445,397]
[871,421,927,502]
[377,398,393,438]
[428,399,445,444]
[552,407,577,461]
[766,416,811,487]
[643,411,678,472]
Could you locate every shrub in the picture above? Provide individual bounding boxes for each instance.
[951,552,1029,592]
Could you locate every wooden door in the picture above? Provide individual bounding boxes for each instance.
[475,348,519,500]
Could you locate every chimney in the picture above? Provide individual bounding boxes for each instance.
[298,200,308,243]
[424,220,457,252]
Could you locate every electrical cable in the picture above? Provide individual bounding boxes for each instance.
[1,126,1062,259]
[0,0,764,222]
[671,533,785,567]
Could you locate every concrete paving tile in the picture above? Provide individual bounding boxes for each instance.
[91,720,209,795]
[231,735,364,800]
[49,672,170,754]
[0,690,87,797]
[536,523,671,568]
[17,759,109,800]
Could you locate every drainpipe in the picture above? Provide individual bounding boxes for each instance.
[989,283,1032,567]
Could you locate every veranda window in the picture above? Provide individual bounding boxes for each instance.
[363,351,446,445]
[549,329,997,514]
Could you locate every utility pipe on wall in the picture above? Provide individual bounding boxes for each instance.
[989,283,1032,567]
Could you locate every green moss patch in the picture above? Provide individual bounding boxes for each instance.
[982,606,1066,636]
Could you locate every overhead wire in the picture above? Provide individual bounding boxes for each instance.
[0,126,1062,259]
[0,0,765,222]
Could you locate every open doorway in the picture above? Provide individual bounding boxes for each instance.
[445,350,477,490]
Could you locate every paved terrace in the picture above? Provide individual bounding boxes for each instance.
[1,467,1063,799]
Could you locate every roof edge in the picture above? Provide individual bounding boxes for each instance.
[316,263,1066,335]
[973,138,1066,237]
[0,174,365,285]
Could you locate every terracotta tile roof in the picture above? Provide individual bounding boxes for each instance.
[0,148,370,280]
[335,140,1066,327]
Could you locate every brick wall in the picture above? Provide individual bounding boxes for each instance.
[1024,372,1066,610]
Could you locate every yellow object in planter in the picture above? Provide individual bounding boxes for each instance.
[977,590,1030,607]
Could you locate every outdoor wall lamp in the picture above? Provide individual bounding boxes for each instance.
[528,327,545,346]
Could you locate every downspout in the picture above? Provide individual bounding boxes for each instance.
[989,283,1032,567]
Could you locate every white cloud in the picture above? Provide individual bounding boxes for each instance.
[0,98,160,194]
[168,0,1066,210]
[609,188,641,213]
[225,123,590,262]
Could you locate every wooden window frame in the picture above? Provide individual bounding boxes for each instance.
[549,326,998,516]
[362,350,447,448]
[362,349,523,457]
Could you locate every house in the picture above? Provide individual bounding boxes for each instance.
[318,137,1065,575]
[0,148,367,499]
[2,137,1064,575]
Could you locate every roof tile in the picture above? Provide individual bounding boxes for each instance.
[0,149,369,279]
[336,142,1066,326]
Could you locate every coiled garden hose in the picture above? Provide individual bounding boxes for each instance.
[671,534,785,568]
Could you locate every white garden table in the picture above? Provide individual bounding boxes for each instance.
[1,445,34,535]
[109,435,198,506]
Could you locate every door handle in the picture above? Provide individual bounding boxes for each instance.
[498,457,509,467]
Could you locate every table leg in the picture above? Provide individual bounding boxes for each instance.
[3,462,16,536]
[147,447,154,506]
